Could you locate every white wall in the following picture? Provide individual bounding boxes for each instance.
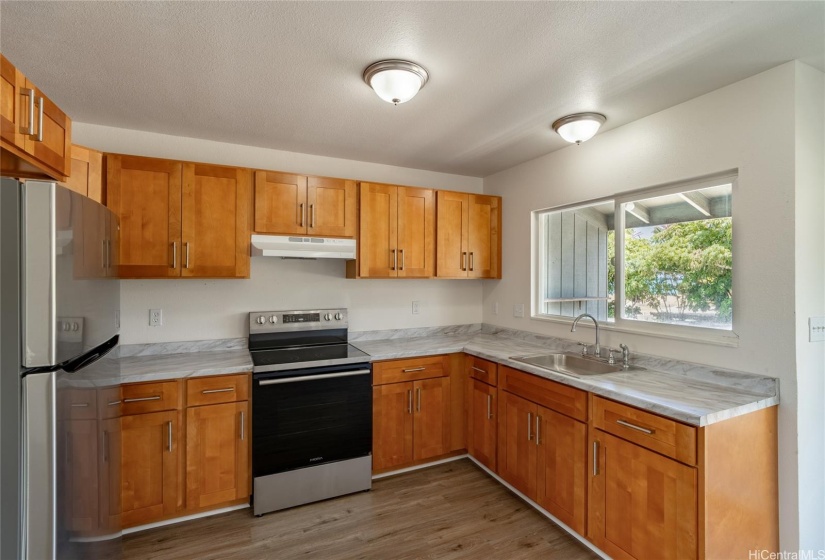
[482,62,824,551]
[72,124,484,343]
[793,63,825,551]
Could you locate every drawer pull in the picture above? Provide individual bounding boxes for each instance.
[616,419,655,435]
[471,366,487,374]
[402,367,426,373]
[201,387,235,395]
[70,403,89,408]
[123,395,161,403]
[108,400,122,406]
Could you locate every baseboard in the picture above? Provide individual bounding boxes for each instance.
[371,454,469,480]
[466,457,610,560]
[122,503,250,535]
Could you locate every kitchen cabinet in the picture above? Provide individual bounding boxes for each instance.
[372,356,451,472]
[436,191,501,279]
[185,375,250,511]
[466,356,498,471]
[106,155,252,278]
[254,171,356,237]
[497,366,588,534]
[0,53,72,182]
[355,182,435,278]
[62,144,103,202]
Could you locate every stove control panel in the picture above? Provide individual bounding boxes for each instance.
[249,308,348,333]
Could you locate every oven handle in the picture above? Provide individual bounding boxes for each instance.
[257,369,371,385]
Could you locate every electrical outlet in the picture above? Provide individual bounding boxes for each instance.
[810,317,825,342]
[149,308,163,327]
[513,304,525,318]
[412,301,421,315]
[493,302,499,315]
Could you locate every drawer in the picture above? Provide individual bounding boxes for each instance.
[121,380,180,415]
[466,355,498,386]
[500,366,587,422]
[186,373,250,407]
[62,388,97,420]
[592,395,697,465]
[373,355,449,385]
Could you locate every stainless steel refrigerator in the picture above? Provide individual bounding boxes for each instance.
[1,179,121,560]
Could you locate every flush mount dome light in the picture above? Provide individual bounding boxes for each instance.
[363,60,429,105]
[552,112,607,144]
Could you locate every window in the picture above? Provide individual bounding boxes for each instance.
[535,175,735,338]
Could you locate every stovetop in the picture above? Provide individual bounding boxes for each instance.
[250,342,370,373]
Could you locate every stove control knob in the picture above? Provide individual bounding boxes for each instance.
[324,313,332,321]
[255,316,266,325]
[269,315,278,324]
[334,312,343,321]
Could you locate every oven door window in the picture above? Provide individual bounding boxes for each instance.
[253,367,372,477]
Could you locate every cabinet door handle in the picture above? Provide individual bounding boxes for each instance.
[391,249,397,271]
[185,242,190,269]
[102,240,107,271]
[535,415,541,446]
[399,249,405,271]
[123,395,161,403]
[461,252,467,271]
[616,419,655,435]
[310,204,315,228]
[171,242,177,269]
[167,421,173,452]
[21,88,35,136]
[70,402,89,408]
[240,411,245,441]
[416,387,421,412]
[35,96,44,142]
[298,203,304,227]
[103,430,109,463]
[471,366,487,375]
[402,367,425,373]
[593,440,599,476]
[527,412,533,441]
[407,389,413,414]
[202,387,234,394]
[486,394,493,419]
[469,251,474,272]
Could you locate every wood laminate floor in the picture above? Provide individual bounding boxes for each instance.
[123,459,599,560]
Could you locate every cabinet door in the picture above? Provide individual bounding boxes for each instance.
[24,79,71,178]
[98,417,122,533]
[254,171,307,234]
[498,391,537,499]
[468,379,497,471]
[413,377,450,462]
[397,186,435,278]
[359,182,398,277]
[181,164,251,278]
[107,155,182,278]
[468,194,501,279]
[186,401,249,510]
[307,176,356,237]
[436,190,469,277]
[372,382,413,471]
[63,145,103,202]
[64,419,99,533]
[589,430,697,560]
[0,54,25,149]
[121,410,179,527]
[535,406,586,534]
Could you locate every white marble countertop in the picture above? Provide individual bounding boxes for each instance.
[352,334,779,427]
[116,349,253,384]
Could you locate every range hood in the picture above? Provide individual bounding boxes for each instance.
[250,234,356,259]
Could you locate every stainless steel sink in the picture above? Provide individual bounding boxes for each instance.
[510,353,625,377]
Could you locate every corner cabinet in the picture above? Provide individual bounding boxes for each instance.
[436,191,501,278]
[254,171,356,238]
[106,155,252,278]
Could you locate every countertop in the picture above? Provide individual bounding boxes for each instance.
[107,333,778,427]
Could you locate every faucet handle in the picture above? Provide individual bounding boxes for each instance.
[577,342,589,356]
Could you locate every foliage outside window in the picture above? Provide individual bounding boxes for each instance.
[535,176,734,335]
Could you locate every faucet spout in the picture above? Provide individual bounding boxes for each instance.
[571,313,600,356]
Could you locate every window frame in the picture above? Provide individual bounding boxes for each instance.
[532,172,739,347]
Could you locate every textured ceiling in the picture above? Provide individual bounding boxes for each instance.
[1,1,823,177]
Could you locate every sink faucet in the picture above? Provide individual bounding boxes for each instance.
[571,313,600,356]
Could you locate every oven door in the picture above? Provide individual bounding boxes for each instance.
[252,363,372,478]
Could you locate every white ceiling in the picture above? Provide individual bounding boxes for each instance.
[1,1,823,177]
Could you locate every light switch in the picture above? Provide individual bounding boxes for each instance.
[513,304,525,318]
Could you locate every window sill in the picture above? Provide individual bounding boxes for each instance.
[530,313,740,348]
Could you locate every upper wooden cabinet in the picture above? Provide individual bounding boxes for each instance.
[357,182,435,278]
[106,155,251,279]
[62,144,104,203]
[0,54,71,181]
[254,171,356,237]
[436,191,501,278]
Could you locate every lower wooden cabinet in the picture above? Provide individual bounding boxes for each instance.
[186,401,250,510]
[498,391,538,497]
[467,378,497,471]
[120,410,180,527]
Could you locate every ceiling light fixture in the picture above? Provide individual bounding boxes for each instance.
[363,60,429,105]
[552,112,607,144]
